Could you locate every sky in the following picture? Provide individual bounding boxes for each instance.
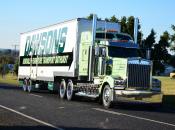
[0,0,175,49]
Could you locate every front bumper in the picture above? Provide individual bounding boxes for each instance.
[114,89,161,97]
[112,89,162,103]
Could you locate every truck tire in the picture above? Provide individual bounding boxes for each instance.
[60,80,66,99]
[66,80,74,101]
[22,79,27,92]
[102,84,112,108]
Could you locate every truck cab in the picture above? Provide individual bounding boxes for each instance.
[92,31,161,107]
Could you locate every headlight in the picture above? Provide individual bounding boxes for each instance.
[114,79,126,86]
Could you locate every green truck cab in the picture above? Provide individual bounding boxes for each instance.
[90,31,162,108]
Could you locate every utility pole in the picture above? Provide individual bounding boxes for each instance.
[12,44,19,57]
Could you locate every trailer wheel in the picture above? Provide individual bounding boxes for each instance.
[60,80,66,99]
[66,80,74,101]
[22,79,27,92]
[102,84,112,108]
[27,79,33,93]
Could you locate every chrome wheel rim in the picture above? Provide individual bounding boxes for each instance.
[60,84,65,94]
[28,85,31,92]
[104,88,110,103]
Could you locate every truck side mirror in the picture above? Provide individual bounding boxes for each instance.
[101,48,106,57]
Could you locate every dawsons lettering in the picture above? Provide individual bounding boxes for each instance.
[24,27,68,56]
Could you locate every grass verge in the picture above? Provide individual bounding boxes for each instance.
[0,73,18,86]
[155,76,175,107]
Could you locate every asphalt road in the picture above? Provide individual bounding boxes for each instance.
[0,85,175,130]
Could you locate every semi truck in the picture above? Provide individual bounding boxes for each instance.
[18,15,162,108]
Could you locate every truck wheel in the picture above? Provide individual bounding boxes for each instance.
[66,80,74,101]
[60,80,66,99]
[102,85,112,108]
[22,79,27,92]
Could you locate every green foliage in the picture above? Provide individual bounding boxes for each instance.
[170,56,175,67]
[159,31,170,48]
[170,25,175,51]
[171,25,175,31]
[151,31,172,74]
[110,15,142,44]
[86,14,101,20]
[127,16,135,39]
[14,59,19,75]
[87,14,142,44]
[0,56,14,64]
[109,15,119,23]
[0,64,9,74]
[105,18,110,22]
[0,55,16,75]
[152,44,165,74]
[0,64,3,74]
[119,16,142,44]
[87,13,93,20]
[143,29,156,49]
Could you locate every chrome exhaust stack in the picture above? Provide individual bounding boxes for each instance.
[134,18,139,44]
[88,14,97,81]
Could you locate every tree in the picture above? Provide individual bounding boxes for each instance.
[87,13,93,20]
[121,16,142,45]
[141,29,156,59]
[159,31,170,48]
[87,14,142,44]
[14,59,19,75]
[170,56,175,68]
[143,29,156,49]
[105,18,110,22]
[120,16,128,33]
[152,31,171,74]
[171,25,175,31]
[127,16,135,39]
[152,43,165,74]
[87,14,101,20]
[110,15,119,23]
[170,25,175,51]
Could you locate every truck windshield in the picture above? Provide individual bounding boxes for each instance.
[108,46,142,58]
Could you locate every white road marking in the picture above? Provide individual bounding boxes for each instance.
[93,108,121,115]
[0,105,64,130]
[58,107,64,109]
[19,106,27,110]
[30,94,43,98]
[93,108,175,127]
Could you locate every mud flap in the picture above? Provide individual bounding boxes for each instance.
[48,82,54,91]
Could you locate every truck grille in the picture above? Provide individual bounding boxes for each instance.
[128,64,151,89]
